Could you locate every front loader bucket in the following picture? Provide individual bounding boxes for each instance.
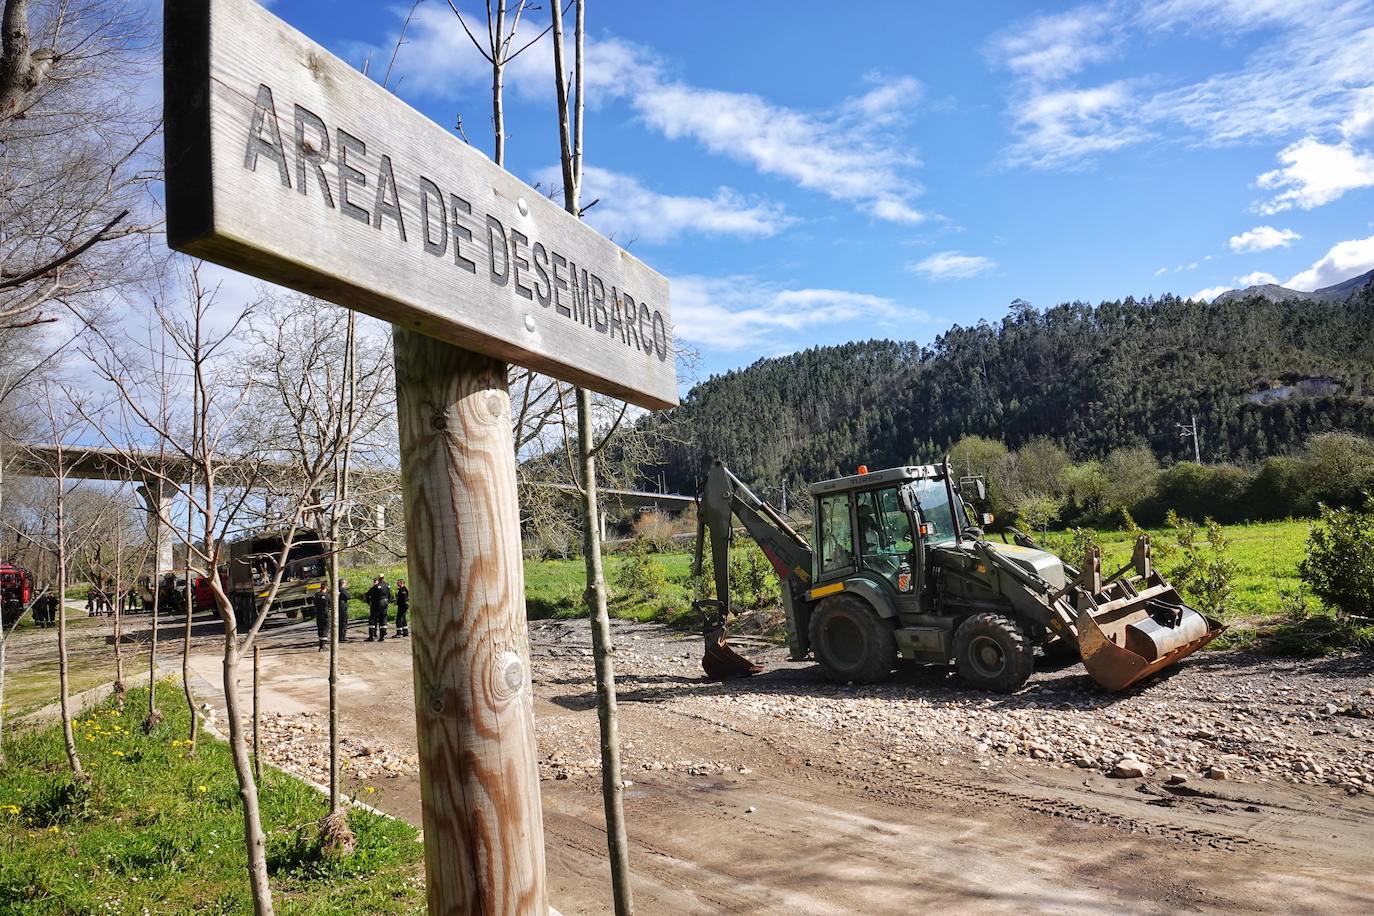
[1076,589,1224,691]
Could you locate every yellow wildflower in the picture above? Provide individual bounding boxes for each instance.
[197,785,208,793]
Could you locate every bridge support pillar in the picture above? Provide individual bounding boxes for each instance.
[136,481,174,574]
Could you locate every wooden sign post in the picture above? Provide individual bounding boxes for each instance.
[163,1,677,912]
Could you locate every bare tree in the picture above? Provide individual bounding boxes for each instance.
[550,2,633,911]
[91,261,350,914]
[24,380,90,777]
[0,0,157,331]
[444,0,558,165]
[243,292,393,850]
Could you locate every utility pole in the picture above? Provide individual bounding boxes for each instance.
[1178,415,1202,464]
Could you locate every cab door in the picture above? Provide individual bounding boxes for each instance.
[856,486,920,605]
[814,491,856,584]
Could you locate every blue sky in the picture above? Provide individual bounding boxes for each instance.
[258,0,1374,381]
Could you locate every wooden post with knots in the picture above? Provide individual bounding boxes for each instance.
[394,331,547,913]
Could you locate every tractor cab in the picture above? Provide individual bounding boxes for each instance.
[809,463,977,599]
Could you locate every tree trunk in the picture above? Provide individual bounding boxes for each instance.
[55,480,83,777]
[328,308,356,816]
[491,0,506,166]
[553,2,634,911]
[183,466,199,753]
[219,625,274,915]
[253,644,262,783]
[578,389,634,914]
[144,512,163,732]
[112,523,125,702]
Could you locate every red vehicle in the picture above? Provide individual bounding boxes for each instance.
[1,563,33,628]
[191,569,228,613]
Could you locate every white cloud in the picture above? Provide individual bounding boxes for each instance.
[909,251,997,280]
[1228,225,1301,252]
[1235,271,1279,286]
[1285,234,1374,290]
[367,6,927,223]
[1342,87,1374,138]
[993,2,1374,168]
[1006,83,1144,168]
[634,79,927,224]
[533,166,792,243]
[990,5,1117,83]
[1154,266,1169,275]
[1138,0,1327,32]
[669,276,929,350]
[1254,137,1374,213]
[1190,285,1232,302]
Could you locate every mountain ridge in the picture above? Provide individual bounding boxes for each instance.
[1212,268,1374,305]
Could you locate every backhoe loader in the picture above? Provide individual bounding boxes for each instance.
[693,460,1223,692]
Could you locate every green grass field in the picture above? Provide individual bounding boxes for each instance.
[342,550,700,625]
[0,682,425,914]
[1089,519,1310,618]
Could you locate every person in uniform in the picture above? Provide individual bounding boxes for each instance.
[314,588,330,651]
[337,579,351,642]
[40,590,59,628]
[364,575,391,642]
[394,579,409,638]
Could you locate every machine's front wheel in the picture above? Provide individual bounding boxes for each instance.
[954,613,1034,692]
[809,594,897,685]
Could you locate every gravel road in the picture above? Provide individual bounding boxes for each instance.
[184,615,1374,914]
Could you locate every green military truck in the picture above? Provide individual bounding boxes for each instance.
[225,528,328,624]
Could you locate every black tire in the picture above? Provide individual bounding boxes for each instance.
[808,594,898,685]
[953,613,1034,692]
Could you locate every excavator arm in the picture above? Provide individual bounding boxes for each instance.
[693,461,813,678]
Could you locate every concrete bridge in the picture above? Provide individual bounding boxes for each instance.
[12,443,694,570]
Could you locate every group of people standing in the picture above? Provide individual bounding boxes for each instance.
[314,576,409,651]
[84,585,143,617]
[30,591,60,627]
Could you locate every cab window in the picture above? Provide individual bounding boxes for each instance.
[912,480,957,546]
[818,493,854,574]
[857,487,915,591]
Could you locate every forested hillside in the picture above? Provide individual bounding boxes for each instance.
[646,283,1374,493]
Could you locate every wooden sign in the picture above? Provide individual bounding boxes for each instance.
[164,0,677,409]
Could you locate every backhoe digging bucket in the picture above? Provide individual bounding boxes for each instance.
[1075,584,1224,691]
[696,599,764,679]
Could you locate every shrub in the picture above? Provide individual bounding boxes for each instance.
[729,542,777,610]
[612,538,668,606]
[1298,501,1374,619]
[632,510,679,552]
[1043,527,1100,570]
[1145,463,1252,525]
[1013,494,1063,537]
[1161,510,1238,618]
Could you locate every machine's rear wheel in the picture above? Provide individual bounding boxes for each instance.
[954,613,1034,692]
[809,594,897,685]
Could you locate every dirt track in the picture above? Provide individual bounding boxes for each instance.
[181,616,1374,914]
